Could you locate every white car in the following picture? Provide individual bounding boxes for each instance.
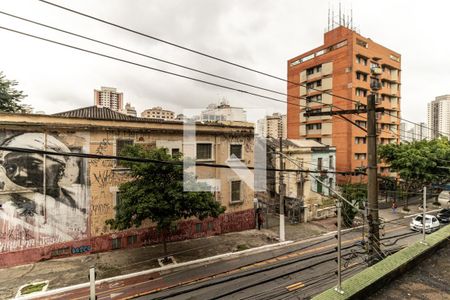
[410,214,440,233]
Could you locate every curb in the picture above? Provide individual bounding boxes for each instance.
[313,224,450,300]
[15,240,293,299]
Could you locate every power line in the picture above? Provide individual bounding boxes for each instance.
[2,16,447,143]
[0,23,366,138]
[0,26,299,109]
[0,10,368,134]
[2,13,444,141]
[0,11,300,104]
[0,145,362,175]
[37,0,360,105]
[37,0,450,138]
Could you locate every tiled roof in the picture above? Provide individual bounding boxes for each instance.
[53,106,147,121]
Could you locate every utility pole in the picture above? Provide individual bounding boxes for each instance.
[279,137,285,242]
[334,200,344,294]
[367,62,382,265]
[421,186,427,245]
[276,150,357,295]
[89,266,96,300]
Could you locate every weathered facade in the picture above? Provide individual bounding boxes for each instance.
[265,138,336,222]
[0,107,255,267]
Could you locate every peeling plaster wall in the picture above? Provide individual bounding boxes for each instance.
[0,130,89,253]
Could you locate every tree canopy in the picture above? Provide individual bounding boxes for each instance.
[379,138,450,207]
[340,183,367,227]
[0,72,28,113]
[106,145,225,255]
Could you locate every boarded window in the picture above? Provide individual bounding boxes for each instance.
[196,143,212,160]
[317,180,323,193]
[127,235,137,245]
[230,144,242,159]
[231,181,242,202]
[112,237,121,250]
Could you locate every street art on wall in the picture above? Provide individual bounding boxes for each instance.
[0,132,88,252]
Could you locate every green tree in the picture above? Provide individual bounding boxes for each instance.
[0,72,28,113]
[106,145,225,257]
[379,139,450,209]
[340,184,367,227]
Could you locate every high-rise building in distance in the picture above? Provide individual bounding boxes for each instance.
[141,106,175,120]
[427,95,450,139]
[94,86,123,112]
[120,102,137,117]
[257,113,287,139]
[287,26,401,182]
[200,100,247,122]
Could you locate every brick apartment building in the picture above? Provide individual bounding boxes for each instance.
[287,26,401,183]
[0,106,255,267]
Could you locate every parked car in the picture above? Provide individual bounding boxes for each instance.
[437,209,450,223]
[410,214,440,233]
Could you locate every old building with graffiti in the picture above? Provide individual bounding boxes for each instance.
[0,106,255,267]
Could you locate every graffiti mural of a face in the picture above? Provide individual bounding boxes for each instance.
[0,132,88,252]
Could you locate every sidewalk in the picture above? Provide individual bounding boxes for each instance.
[379,200,441,222]
[0,227,302,299]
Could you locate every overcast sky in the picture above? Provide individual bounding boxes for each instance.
[0,0,449,125]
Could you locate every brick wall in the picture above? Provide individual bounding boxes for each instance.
[0,209,255,268]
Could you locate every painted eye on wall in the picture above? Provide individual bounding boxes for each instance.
[4,163,18,176]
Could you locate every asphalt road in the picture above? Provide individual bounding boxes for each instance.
[138,219,422,300]
[37,215,446,300]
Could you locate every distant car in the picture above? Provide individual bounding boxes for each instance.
[437,209,450,223]
[410,214,440,233]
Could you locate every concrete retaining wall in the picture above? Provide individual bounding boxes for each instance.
[313,224,450,300]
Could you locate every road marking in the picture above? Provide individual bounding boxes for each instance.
[286,281,305,291]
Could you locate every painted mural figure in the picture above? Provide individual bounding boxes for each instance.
[0,133,88,252]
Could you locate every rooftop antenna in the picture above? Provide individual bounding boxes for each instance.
[351,6,353,30]
[342,5,348,27]
[328,5,330,31]
[331,4,335,29]
[339,2,342,26]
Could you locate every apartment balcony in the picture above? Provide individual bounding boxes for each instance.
[390,84,398,95]
[299,62,333,82]
[322,122,332,135]
[390,114,398,124]
[390,98,399,110]
[306,128,321,135]
[353,143,367,153]
[301,77,333,96]
[322,93,332,105]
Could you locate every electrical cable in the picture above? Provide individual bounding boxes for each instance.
[149,243,359,299]
[36,0,360,106]
[0,145,361,174]
[0,10,351,118]
[2,14,448,141]
[36,0,450,138]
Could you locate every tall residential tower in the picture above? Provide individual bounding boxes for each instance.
[287,26,401,182]
[427,95,450,139]
[94,86,124,112]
